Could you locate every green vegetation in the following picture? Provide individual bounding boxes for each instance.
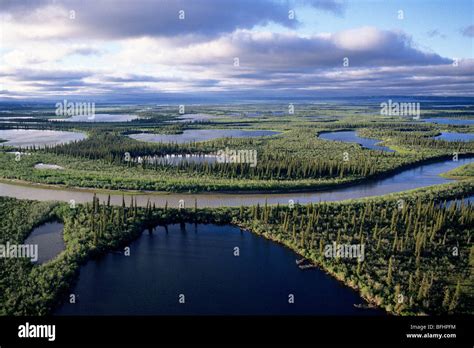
[0,103,472,317]
[442,163,474,179]
[1,180,472,315]
[358,128,473,156]
[0,198,59,315]
[0,194,235,315]
[0,116,472,192]
[235,181,474,315]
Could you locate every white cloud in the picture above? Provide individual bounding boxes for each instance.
[0,2,469,99]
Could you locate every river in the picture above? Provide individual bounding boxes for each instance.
[0,157,471,208]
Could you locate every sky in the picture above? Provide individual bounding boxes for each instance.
[0,0,473,101]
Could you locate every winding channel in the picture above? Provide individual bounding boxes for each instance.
[0,157,472,208]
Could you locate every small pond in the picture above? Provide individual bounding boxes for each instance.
[128,129,280,144]
[24,221,65,264]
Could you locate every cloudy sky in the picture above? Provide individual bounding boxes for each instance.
[0,0,473,101]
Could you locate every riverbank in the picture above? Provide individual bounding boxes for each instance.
[0,156,472,208]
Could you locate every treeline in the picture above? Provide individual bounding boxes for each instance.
[132,152,395,180]
[43,131,211,161]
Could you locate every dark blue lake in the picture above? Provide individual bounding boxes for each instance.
[56,223,382,315]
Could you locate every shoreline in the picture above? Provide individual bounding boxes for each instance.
[0,154,472,197]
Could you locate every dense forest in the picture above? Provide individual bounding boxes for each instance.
[0,180,472,316]
[1,117,472,192]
